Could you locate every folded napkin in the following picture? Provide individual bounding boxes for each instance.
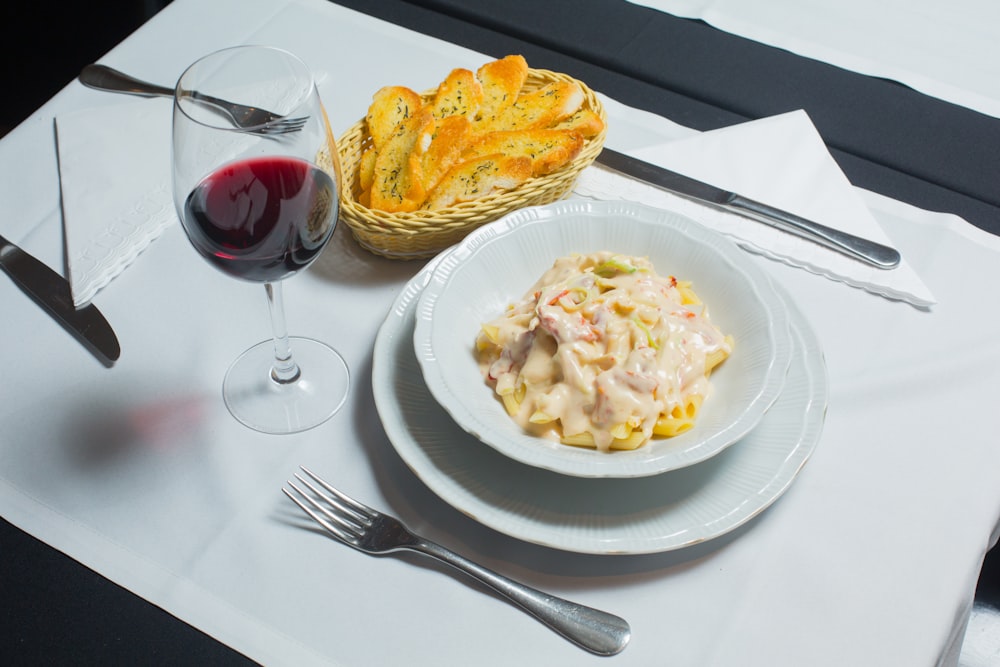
[574,110,936,307]
[56,98,174,307]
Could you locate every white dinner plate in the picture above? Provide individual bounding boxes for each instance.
[413,200,793,477]
[373,250,828,555]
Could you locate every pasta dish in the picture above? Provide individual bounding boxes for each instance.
[475,252,734,451]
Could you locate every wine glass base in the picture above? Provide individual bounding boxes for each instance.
[222,337,349,435]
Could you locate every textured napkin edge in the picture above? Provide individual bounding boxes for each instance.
[61,181,175,307]
[728,236,935,309]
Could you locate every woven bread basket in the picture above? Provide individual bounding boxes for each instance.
[336,68,607,259]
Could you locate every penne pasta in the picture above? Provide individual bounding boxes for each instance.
[705,341,733,374]
[502,392,521,417]
[653,395,703,437]
[560,429,648,450]
[608,430,646,450]
[529,409,555,424]
[676,280,701,306]
[560,431,596,447]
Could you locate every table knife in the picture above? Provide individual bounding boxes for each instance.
[0,234,120,365]
[595,148,901,269]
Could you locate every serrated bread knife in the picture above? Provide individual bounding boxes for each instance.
[595,148,901,269]
[0,234,120,365]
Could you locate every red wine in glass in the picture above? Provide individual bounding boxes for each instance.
[183,155,337,282]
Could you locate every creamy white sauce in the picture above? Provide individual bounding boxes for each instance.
[476,252,732,451]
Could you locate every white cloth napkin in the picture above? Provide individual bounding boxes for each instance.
[56,98,174,307]
[574,109,935,307]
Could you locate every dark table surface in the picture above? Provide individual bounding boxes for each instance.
[3,1,998,664]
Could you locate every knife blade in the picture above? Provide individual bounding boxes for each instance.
[0,233,120,365]
[595,148,901,269]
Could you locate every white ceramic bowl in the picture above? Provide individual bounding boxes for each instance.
[413,200,793,478]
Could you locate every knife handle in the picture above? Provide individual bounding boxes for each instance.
[79,64,175,99]
[727,195,901,269]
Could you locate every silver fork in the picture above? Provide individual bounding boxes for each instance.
[79,64,308,136]
[283,466,631,656]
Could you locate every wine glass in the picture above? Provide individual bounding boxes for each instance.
[171,45,348,434]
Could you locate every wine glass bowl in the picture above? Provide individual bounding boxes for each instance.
[180,154,337,282]
[171,46,349,434]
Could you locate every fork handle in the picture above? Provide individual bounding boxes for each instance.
[411,538,631,656]
[79,64,175,98]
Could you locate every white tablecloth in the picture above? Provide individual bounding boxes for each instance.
[628,0,1000,119]
[2,1,999,665]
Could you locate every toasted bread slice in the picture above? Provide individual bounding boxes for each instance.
[357,146,377,193]
[415,115,473,193]
[551,108,605,139]
[477,81,585,133]
[463,129,584,176]
[423,154,531,209]
[370,109,433,212]
[475,55,528,122]
[366,85,423,149]
[430,68,483,120]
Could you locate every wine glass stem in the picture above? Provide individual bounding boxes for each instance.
[264,281,301,385]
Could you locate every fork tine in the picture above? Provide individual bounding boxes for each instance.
[257,117,308,135]
[283,482,362,543]
[292,473,369,527]
[299,466,376,520]
[282,485,351,540]
[278,117,308,129]
[256,126,299,137]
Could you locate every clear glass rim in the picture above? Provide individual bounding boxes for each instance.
[173,44,314,132]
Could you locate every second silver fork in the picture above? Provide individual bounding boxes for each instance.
[79,64,308,136]
[284,467,631,656]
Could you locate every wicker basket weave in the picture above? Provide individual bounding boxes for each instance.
[336,68,607,259]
